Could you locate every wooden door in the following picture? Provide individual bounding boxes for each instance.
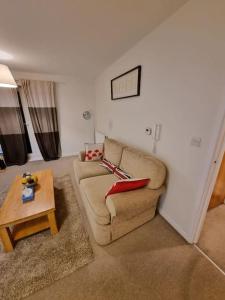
[208,152,225,210]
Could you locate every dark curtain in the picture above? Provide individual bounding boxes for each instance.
[20,80,61,161]
[0,88,28,166]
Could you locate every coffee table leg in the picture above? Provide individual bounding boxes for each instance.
[48,211,58,235]
[0,227,14,252]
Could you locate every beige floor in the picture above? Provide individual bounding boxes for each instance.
[198,204,225,273]
[1,157,225,300]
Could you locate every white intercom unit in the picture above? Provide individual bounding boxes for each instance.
[145,124,162,153]
[153,123,161,142]
[152,123,161,154]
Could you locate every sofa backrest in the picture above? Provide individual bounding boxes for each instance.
[119,147,166,189]
[103,138,124,166]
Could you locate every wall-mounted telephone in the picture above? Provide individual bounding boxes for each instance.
[154,124,161,141]
[152,124,161,154]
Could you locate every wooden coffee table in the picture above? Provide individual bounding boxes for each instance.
[0,169,58,252]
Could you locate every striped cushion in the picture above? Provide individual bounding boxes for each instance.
[99,158,117,173]
[114,167,132,179]
[100,159,132,179]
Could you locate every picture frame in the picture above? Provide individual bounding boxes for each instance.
[111,65,141,100]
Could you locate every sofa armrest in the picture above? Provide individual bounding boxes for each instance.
[79,151,86,161]
[106,186,165,223]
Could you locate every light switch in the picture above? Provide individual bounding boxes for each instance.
[190,137,202,147]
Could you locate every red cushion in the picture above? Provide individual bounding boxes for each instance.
[105,178,150,199]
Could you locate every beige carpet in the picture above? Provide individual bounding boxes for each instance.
[198,204,225,272]
[0,174,94,300]
[1,157,225,300]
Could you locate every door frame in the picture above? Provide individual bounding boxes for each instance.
[192,109,225,243]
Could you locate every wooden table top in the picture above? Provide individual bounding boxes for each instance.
[0,169,55,227]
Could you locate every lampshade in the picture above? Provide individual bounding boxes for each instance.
[0,64,17,88]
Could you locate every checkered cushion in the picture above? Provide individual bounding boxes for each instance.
[85,143,104,161]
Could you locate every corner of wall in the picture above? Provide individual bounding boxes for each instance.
[159,208,194,244]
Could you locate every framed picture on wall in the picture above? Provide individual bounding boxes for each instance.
[111,65,141,100]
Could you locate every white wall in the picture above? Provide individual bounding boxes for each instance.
[95,0,225,242]
[13,71,95,159]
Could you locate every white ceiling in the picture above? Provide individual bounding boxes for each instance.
[0,0,188,81]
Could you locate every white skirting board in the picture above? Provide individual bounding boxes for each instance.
[28,152,79,162]
[28,154,43,162]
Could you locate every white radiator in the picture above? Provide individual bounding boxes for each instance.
[95,130,106,143]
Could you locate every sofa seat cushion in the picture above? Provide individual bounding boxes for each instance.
[103,138,124,166]
[80,174,118,225]
[73,157,110,182]
[119,147,166,189]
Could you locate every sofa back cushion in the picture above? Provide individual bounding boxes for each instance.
[119,147,166,189]
[103,138,124,166]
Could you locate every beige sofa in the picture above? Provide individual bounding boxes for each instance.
[74,138,166,245]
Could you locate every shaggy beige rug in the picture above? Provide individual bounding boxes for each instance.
[0,175,94,300]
